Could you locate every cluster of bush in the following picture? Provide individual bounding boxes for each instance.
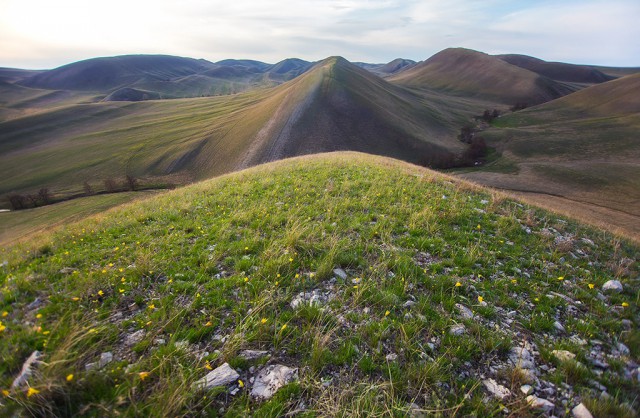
[5,176,140,211]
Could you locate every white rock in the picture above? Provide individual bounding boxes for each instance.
[125,329,146,346]
[572,403,594,418]
[193,362,239,390]
[553,321,565,332]
[482,378,511,400]
[602,280,623,293]
[552,350,576,362]
[455,303,474,319]
[509,347,535,370]
[333,268,348,280]
[250,364,298,400]
[449,324,466,336]
[527,395,555,412]
[520,384,533,395]
[616,342,630,356]
[99,352,113,368]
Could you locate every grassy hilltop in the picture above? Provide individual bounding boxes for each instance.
[0,153,638,417]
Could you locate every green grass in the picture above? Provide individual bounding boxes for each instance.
[0,153,637,416]
[0,191,159,246]
[0,57,484,206]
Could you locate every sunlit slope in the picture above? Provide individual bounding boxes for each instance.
[390,48,575,106]
[460,73,640,236]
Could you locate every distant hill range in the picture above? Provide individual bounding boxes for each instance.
[1,48,639,234]
[7,55,420,102]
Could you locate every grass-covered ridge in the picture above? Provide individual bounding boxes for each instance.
[0,152,638,416]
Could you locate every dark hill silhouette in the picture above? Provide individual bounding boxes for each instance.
[20,55,215,91]
[390,48,575,105]
[496,54,614,84]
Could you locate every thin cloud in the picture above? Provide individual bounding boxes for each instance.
[0,0,637,68]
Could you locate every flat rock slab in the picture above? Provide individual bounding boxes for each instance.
[194,362,239,390]
[250,364,298,400]
[572,403,594,418]
[527,395,555,413]
[449,324,466,336]
[602,280,623,293]
[455,303,474,319]
[482,378,511,400]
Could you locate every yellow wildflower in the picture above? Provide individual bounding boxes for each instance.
[2,389,9,397]
[238,379,244,388]
[205,321,212,327]
[0,323,5,332]
[289,257,293,262]
[295,274,300,279]
[205,362,213,370]
[385,310,390,316]
[1,311,6,317]
[455,282,462,287]
[511,279,517,284]
[66,374,74,382]
[261,318,267,324]
[138,372,149,381]
[622,302,629,308]
[119,289,125,293]
[72,297,80,301]
[26,387,39,397]
[557,276,564,281]
[588,283,594,289]
[36,313,42,319]
[478,296,484,303]
[244,277,249,282]
[281,324,287,331]
[98,290,104,296]
[148,304,155,310]
[476,224,481,230]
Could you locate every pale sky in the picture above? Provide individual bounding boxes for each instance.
[1,0,638,69]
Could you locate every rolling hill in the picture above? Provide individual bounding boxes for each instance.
[354,58,417,76]
[458,73,640,237]
[0,153,637,416]
[13,55,314,101]
[0,56,480,203]
[496,54,614,84]
[390,48,576,106]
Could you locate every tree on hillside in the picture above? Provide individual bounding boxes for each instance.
[125,175,138,191]
[83,181,94,196]
[104,178,118,193]
[38,188,52,206]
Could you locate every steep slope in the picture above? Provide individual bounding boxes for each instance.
[496,54,614,84]
[390,48,576,106]
[459,73,640,235]
[1,153,637,417]
[0,56,478,202]
[238,56,467,169]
